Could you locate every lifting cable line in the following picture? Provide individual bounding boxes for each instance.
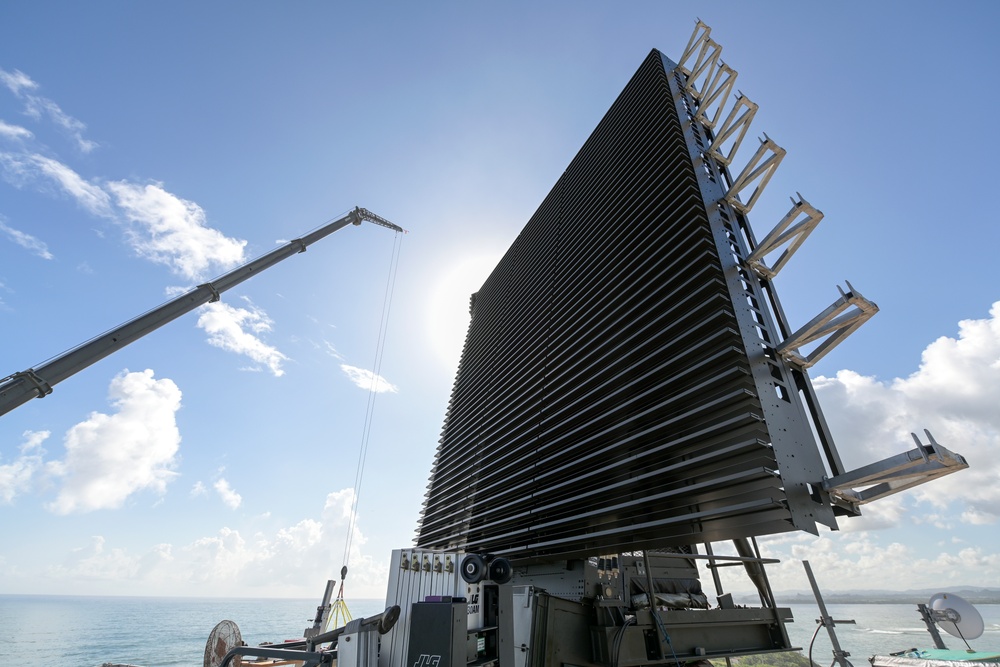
[342,228,404,572]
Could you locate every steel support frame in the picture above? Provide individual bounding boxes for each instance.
[592,607,796,664]
[726,134,786,214]
[776,282,879,369]
[822,430,968,509]
[746,195,824,279]
[664,53,839,532]
[709,94,758,167]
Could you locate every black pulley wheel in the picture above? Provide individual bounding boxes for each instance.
[488,557,512,584]
[460,554,487,583]
[379,605,401,634]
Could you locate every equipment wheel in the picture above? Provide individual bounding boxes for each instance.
[460,554,487,584]
[488,557,512,584]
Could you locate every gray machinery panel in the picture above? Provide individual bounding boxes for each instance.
[416,48,842,560]
[405,602,467,667]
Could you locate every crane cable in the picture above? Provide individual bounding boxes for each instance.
[329,226,404,631]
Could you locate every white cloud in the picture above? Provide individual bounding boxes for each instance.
[0,152,111,216]
[814,301,1000,526]
[196,299,288,376]
[837,494,907,533]
[340,364,398,393]
[31,154,110,214]
[47,535,175,583]
[23,95,98,153]
[0,430,49,503]
[0,156,246,283]
[106,181,246,280]
[0,218,53,259]
[191,481,207,497]
[184,527,254,585]
[184,488,388,595]
[0,119,33,141]
[706,530,1000,595]
[0,67,96,152]
[36,488,388,597]
[214,478,243,510]
[0,68,38,96]
[46,369,182,514]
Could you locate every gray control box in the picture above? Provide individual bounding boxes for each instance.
[405,601,466,667]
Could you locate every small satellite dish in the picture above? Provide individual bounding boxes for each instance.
[929,593,984,641]
[204,619,243,667]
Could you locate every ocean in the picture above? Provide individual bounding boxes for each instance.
[1,595,998,666]
[781,602,1000,665]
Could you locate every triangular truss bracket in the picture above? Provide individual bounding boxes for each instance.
[725,133,784,213]
[776,282,878,368]
[694,61,738,131]
[684,38,722,102]
[708,93,757,167]
[822,430,968,510]
[745,194,824,278]
[676,20,712,76]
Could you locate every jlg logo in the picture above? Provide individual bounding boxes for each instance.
[413,655,441,667]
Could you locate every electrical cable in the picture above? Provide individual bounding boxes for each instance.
[612,617,634,667]
[337,227,403,598]
[650,605,683,667]
[808,621,822,667]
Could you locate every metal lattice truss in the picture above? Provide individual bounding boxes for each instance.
[725,134,785,214]
[674,19,965,509]
[823,431,968,509]
[745,195,823,279]
[776,282,878,369]
[708,94,758,167]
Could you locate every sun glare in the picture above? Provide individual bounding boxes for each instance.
[425,253,503,373]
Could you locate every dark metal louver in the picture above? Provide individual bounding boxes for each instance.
[416,49,838,561]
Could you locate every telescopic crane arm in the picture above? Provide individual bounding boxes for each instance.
[0,207,402,418]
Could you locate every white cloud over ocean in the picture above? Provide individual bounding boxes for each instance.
[45,369,182,514]
[41,488,389,598]
[0,430,49,503]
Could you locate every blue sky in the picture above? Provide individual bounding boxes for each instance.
[1,2,998,600]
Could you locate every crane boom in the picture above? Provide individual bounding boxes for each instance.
[0,206,402,417]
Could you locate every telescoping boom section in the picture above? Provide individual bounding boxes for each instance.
[0,206,402,417]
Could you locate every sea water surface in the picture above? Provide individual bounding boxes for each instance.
[0,594,387,666]
[782,602,1000,665]
[1,595,998,666]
